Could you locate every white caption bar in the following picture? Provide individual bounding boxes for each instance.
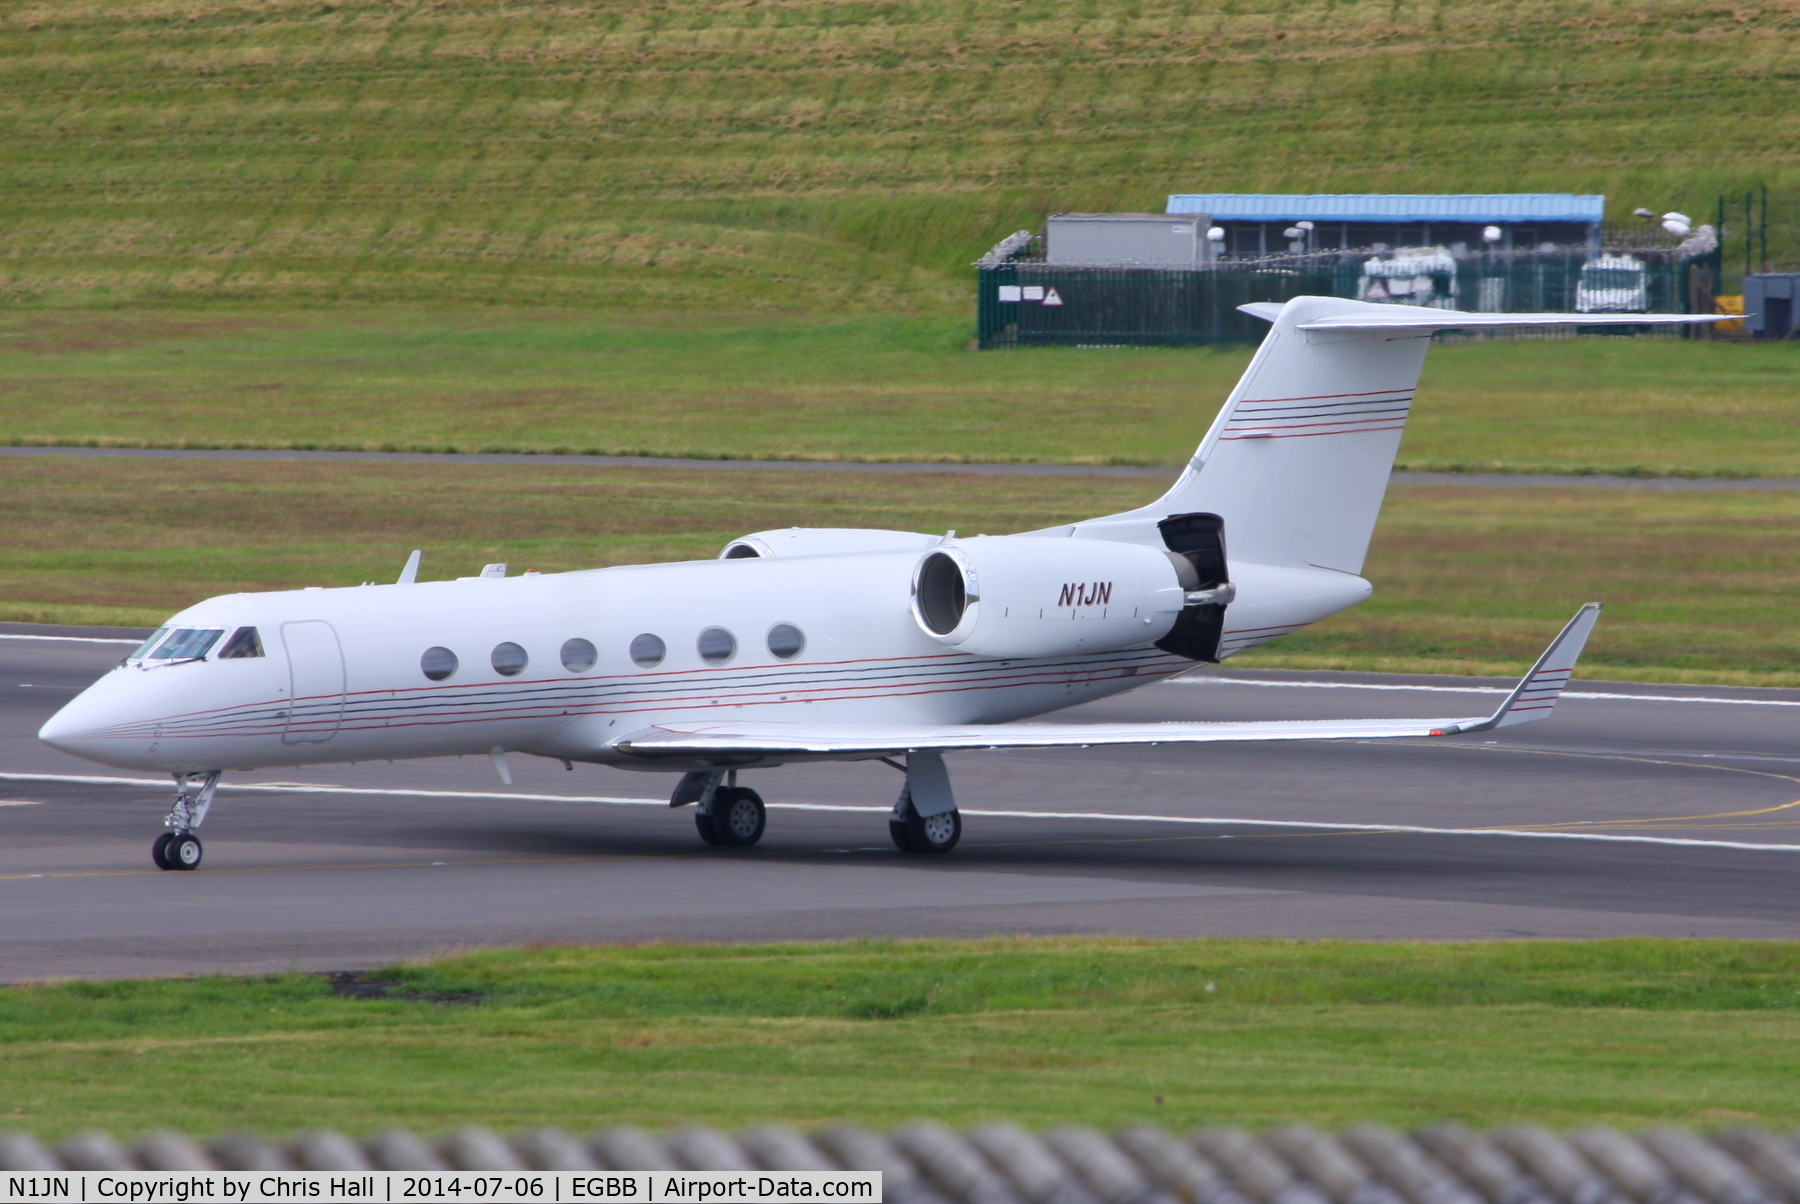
[0,1172,881,1204]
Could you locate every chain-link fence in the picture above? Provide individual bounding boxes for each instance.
[976,241,1724,349]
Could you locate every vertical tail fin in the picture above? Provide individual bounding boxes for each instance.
[1102,296,1432,572]
[1089,298,1725,572]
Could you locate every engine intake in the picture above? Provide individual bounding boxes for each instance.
[914,551,972,635]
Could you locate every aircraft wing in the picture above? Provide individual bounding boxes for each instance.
[616,604,1601,759]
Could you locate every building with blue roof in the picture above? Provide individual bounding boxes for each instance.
[1165,193,1604,257]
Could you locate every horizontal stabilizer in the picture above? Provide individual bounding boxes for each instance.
[615,605,1601,759]
[1237,300,1731,333]
[1238,301,1286,323]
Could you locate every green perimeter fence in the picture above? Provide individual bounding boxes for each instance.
[976,249,1722,348]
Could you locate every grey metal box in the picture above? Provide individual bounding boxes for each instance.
[1745,273,1800,339]
[1045,213,1211,266]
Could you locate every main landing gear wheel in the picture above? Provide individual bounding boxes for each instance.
[156,831,203,871]
[891,803,961,854]
[696,787,766,848]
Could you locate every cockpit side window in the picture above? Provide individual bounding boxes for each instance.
[217,627,264,659]
[149,628,225,661]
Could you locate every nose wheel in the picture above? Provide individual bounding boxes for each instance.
[152,831,203,871]
[154,771,220,871]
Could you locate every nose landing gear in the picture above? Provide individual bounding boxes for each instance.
[154,771,220,871]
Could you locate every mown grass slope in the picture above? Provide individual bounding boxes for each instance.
[5,311,1799,475]
[2,0,1796,313]
[7,939,1800,1136]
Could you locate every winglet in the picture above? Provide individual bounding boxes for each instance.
[1237,301,1285,323]
[1438,604,1603,735]
[396,549,422,585]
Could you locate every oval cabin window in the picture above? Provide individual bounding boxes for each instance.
[491,642,529,676]
[421,647,459,682]
[629,633,666,668]
[767,623,805,659]
[561,638,598,673]
[697,627,736,665]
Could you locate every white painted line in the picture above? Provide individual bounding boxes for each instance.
[0,801,43,807]
[1173,675,1800,707]
[946,807,1800,854]
[0,771,666,807]
[4,772,1797,855]
[0,634,139,645]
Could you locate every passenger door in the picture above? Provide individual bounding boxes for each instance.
[281,620,346,744]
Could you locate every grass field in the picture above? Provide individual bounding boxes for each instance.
[4,311,1798,476]
[5,457,1797,684]
[2,0,1795,313]
[6,938,1800,1137]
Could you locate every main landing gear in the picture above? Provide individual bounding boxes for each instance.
[889,801,962,854]
[887,750,961,854]
[673,770,767,848]
[669,752,963,854]
[697,786,767,847]
[153,770,219,871]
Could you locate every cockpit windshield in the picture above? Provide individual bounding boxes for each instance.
[129,628,171,661]
[140,627,226,663]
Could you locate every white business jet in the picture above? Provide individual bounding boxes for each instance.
[39,298,1723,869]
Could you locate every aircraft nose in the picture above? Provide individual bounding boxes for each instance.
[38,696,97,752]
[37,672,145,764]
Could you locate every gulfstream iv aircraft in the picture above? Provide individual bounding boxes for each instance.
[40,298,1724,869]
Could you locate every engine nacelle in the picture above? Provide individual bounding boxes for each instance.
[910,537,1189,659]
[722,528,941,560]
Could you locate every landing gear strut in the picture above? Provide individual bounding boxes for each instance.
[154,771,219,871]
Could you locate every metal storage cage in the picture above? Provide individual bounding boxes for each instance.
[976,237,1721,349]
[1044,213,1214,267]
[1744,273,1800,339]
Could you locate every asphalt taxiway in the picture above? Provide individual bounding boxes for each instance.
[3,625,1797,981]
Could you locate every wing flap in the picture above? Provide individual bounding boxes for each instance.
[614,714,1493,757]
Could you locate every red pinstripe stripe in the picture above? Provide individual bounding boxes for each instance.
[1218,422,1408,442]
[109,659,1201,741]
[1238,389,1415,404]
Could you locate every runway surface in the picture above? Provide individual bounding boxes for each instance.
[3,625,1798,981]
[2,446,1795,489]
